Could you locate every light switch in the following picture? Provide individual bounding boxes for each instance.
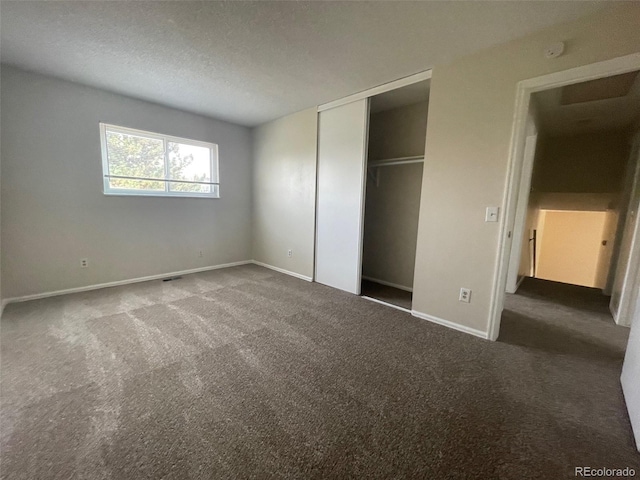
[485,206,499,222]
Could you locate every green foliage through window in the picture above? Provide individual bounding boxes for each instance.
[101,124,219,197]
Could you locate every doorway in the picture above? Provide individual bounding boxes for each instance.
[490,53,640,341]
[494,56,640,452]
[507,69,640,322]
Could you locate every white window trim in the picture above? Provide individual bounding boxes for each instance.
[99,123,220,198]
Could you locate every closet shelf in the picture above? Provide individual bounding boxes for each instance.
[366,155,425,187]
[368,155,424,168]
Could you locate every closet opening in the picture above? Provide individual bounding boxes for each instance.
[360,80,430,311]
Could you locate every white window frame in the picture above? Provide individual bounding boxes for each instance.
[99,123,220,198]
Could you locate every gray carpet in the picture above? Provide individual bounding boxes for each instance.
[0,266,637,479]
[361,279,412,310]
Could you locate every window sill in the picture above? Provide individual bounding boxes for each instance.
[103,191,220,199]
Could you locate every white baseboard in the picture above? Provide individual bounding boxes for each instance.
[515,275,526,291]
[411,310,489,339]
[615,311,632,327]
[2,260,253,306]
[505,275,526,294]
[361,295,412,313]
[251,260,313,282]
[361,276,413,292]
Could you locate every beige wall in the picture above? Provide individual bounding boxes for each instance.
[363,163,424,289]
[532,130,630,193]
[1,67,252,299]
[596,209,619,290]
[362,103,428,289]
[534,192,618,212]
[368,101,429,161]
[519,193,621,282]
[251,108,318,279]
[535,210,607,288]
[412,3,640,333]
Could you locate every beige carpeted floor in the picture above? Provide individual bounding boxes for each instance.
[0,266,637,479]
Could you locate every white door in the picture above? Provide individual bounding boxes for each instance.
[315,99,369,294]
[621,277,640,451]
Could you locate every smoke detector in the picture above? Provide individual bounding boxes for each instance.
[544,42,565,59]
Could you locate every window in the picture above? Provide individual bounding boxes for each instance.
[99,123,219,198]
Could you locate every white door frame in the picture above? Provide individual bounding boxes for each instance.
[488,52,640,341]
[621,269,640,452]
[613,135,640,326]
[318,70,432,112]
[505,132,538,293]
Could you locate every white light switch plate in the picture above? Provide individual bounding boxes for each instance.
[485,206,499,222]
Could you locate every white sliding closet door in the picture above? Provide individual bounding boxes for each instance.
[315,99,369,294]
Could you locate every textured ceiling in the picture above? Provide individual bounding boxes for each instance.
[534,70,640,136]
[0,1,607,127]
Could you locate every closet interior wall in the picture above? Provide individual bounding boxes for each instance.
[362,100,429,293]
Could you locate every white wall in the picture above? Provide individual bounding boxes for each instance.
[0,110,2,312]
[0,66,252,299]
[412,3,640,334]
[622,278,640,451]
[251,108,318,279]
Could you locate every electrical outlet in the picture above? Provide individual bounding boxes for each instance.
[80,258,89,268]
[287,249,292,258]
[198,250,203,258]
[459,288,471,303]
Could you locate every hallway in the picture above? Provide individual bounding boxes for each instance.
[501,277,628,357]
[499,277,636,465]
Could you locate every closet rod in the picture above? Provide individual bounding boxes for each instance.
[368,156,424,168]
